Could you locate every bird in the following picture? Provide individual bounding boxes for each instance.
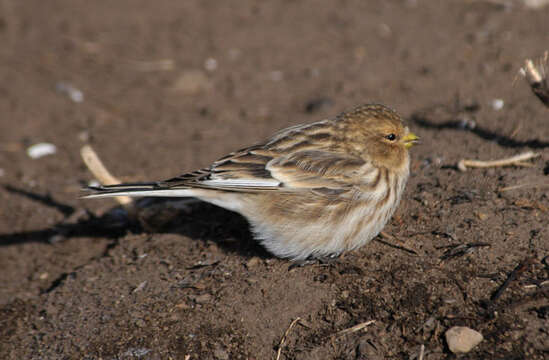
[84,104,418,261]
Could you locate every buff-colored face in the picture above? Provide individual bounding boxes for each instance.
[359,115,419,170]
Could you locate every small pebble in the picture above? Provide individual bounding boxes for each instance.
[192,294,212,304]
[213,344,229,360]
[48,234,66,244]
[56,82,84,103]
[175,302,191,310]
[173,70,211,95]
[445,326,483,353]
[39,272,49,280]
[78,131,90,142]
[121,348,151,357]
[27,143,57,159]
[476,212,489,221]
[204,57,218,71]
[246,257,261,268]
[491,98,504,110]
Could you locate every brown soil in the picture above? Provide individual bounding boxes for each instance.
[1,1,548,359]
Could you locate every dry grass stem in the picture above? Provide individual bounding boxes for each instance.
[418,344,425,360]
[457,151,540,172]
[275,317,301,360]
[129,59,175,72]
[523,280,549,289]
[377,233,418,255]
[80,145,133,206]
[334,320,376,337]
[498,182,549,192]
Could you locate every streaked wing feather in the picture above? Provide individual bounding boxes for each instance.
[152,118,367,194]
[160,146,282,191]
[266,150,367,190]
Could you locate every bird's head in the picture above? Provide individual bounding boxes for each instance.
[341,104,419,171]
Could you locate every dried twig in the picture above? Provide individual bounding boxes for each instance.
[438,243,491,261]
[523,279,549,289]
[418,344,425,360]
[376,232,418,255]
[498,182,549,192]
[457,151,539,172]
[128,59,175,72]
[334,320,376,337]
[80,145,133,206]
[519,51,549,107]
[275,317,301,360]
[486,257,536,314]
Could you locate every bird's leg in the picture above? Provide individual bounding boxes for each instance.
[288,252,341,270]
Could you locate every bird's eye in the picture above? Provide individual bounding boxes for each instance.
[385,133,396,141]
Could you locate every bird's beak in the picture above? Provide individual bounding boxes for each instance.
[403,132,419,149]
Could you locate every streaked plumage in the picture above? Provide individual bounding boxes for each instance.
[85,104,418,260]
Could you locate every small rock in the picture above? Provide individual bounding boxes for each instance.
[78,131,90,142]
[175,302,191,310]
[173,70,211,95]
[56,82,84,103]
[445,326,483,353]
[246,257,261,268]
[48,234,66,244]
[192,293,212,304]
[27,143,57,159]
[213,344,229,360]
[476,212,489,221]
[204,57,218,71]
[491,98,504,110]
[39,272,49,280]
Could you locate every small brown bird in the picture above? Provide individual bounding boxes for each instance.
[85,104,418,261]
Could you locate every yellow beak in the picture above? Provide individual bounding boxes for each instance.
[403,132,419,149]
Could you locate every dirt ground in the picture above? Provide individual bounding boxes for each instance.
[1,0,548,359]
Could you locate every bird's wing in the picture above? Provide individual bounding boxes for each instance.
[160,145,369,195]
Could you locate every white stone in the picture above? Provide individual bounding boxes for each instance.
[491,98,504,110]
[204,57,218,71]
[27,143,57,159]
[445,326,483,353]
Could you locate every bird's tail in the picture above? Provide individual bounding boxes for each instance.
[83,182,195,199]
